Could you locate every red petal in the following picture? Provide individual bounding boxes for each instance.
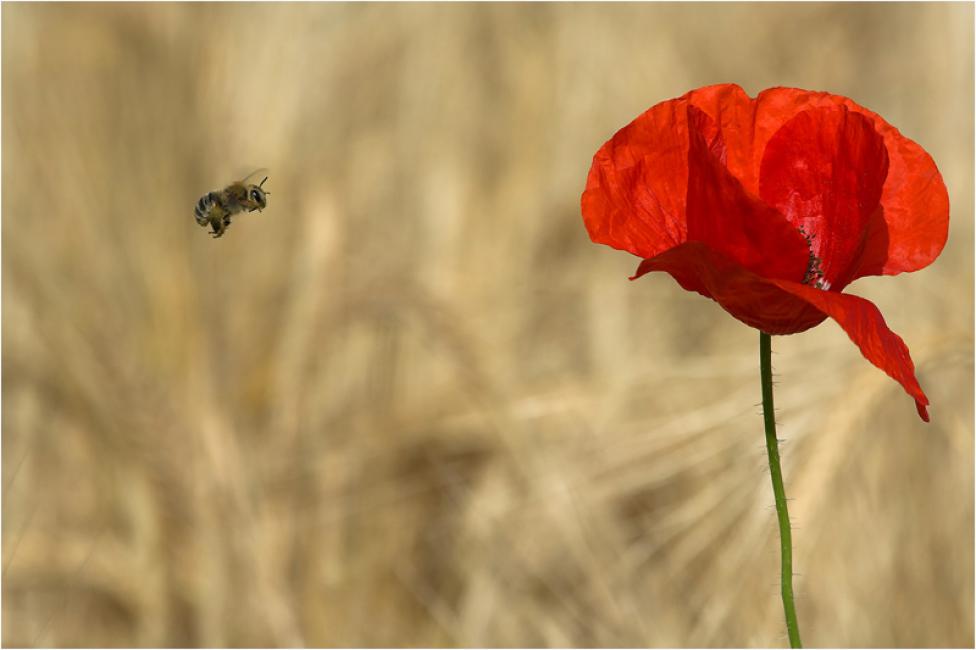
[826,93,949,277]
[634,242,930,420]
[678,84,770,194]
[634,242,827,334]
[685,105,809,282]
[853,116,949,278]
[759,105,889,290]
[685,85,948,277]
[769,279,930,421]
[581,97,693,259]
[585,83,947,280]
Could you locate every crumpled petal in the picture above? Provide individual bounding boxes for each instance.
[850,111,949,278]
[685,106,809,282]
[581,97,693,259]
[583,84,948,282]
[682,84,948,278]
[769,279,930,421]
[634,242,826,334]
[759,105,889,291]
[668,83,769,193]
[768,87,949,278]
[635,242,930,420]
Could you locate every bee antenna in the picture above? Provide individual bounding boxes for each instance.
[259,176,268,188]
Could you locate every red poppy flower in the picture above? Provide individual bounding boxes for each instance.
[582,84,948,421]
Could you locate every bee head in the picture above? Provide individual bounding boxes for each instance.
[247,177,270,211]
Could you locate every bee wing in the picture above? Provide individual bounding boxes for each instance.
[237,167,270,185]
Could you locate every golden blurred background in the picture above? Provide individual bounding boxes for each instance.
[2,3,973,647]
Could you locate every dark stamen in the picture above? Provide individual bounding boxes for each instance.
[798,226,827,289]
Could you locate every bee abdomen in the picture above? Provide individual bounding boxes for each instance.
[194,192,218,225]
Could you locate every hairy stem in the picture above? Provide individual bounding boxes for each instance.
[760,331,802,648]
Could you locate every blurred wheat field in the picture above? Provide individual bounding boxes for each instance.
[2,3,973,647]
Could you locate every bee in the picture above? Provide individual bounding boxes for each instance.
[194,170,270,238]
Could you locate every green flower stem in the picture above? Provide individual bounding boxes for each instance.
[760,331,802,648]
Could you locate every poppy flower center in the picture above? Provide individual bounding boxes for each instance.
[798,226,828,290]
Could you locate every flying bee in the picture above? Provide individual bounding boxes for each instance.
[194,170,271,238]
